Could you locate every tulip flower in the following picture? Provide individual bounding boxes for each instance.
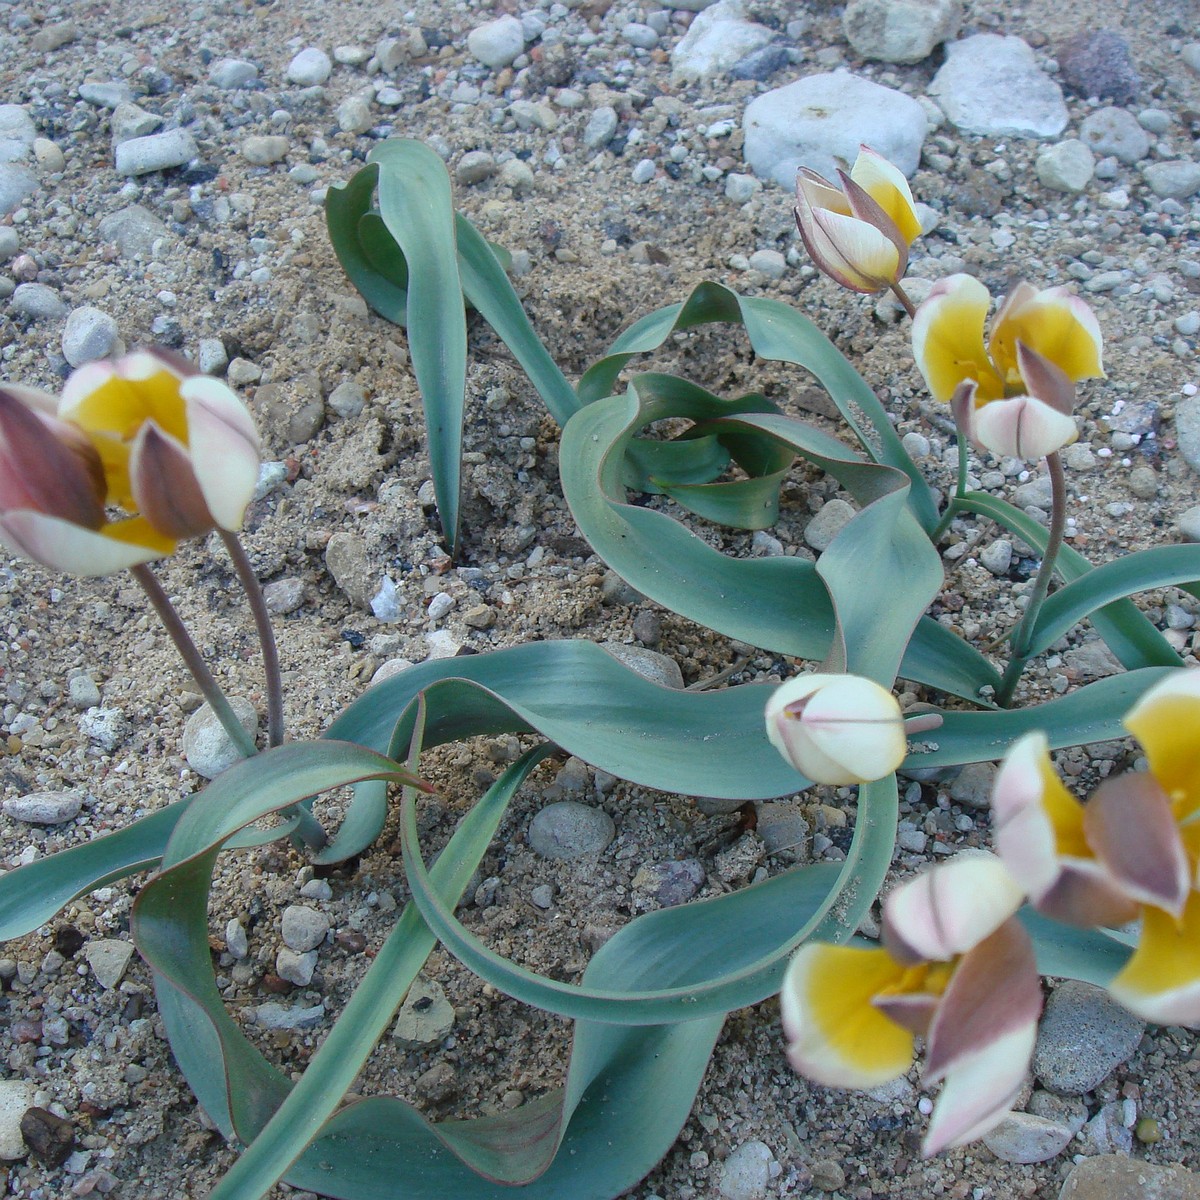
[765,673,907,786]
[912,274,1104,460]
[991,669,1200,1025]
[794,146,923,294]
[780,855,1042,1155]
[0,350,260,576]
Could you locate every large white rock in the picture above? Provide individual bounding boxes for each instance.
[0,1079,36,1160]
[743,70,927,189]
[670,0,775,84]
[930,35,1068,138]
[843,0,962,64]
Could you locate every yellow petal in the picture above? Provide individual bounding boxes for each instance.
[911,275,1005,404]
[989,286,1104,389]
[61,353,189,446]
[1123,671,1200,833]
[780,944,915,1088]
[849,146,922,245]
[1108,891,1200,1026]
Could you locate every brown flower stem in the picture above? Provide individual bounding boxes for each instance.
[995,452,1067,707]
[889,280,917,319]
[220,530,284,750]
[132,563,257,758]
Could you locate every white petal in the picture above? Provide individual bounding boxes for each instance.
[182,377,261,531]
[0,511,163,576]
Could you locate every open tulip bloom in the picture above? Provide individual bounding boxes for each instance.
[794,146,923,295]
[992,669,1200,1026]
[912,274,1104,460]
[0,350,260,576]
[780,855,1042,1156]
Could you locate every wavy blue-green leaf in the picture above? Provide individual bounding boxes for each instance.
[1020,909,1133,986]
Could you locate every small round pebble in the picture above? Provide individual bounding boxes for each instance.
[631,158,656,184]
[748,248,786,278]
[281,905,329,952]
[2,789,84,825]
[11,282,67,320]
[528,800,615,859]
[62,306,119,367]
[804,498,856,552]
[718,1140,774,1200]
[210,58,258,89]
[467,15,525,69]
[287,48,333,86]
[241,135,290,165]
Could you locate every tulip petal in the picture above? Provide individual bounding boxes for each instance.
[796,207,902,293]
[1028,859,1140,929]
[61,353,190,444]
[971,394,1078,461]
[849,146,922,245]
[780,944,915,1088]
[1016,343,1076,416]
[883,854,1024,963]
[129,422,215,540]
[0,511,168,576]
[0,382,60,418]
[182,377,261,532]
[1108,891,1200,1026]
[1123,670,1200,831]
[911,275,1005,404]
[840,171,910,268]
[989,285,1104,387]
[1085,774,1191,917]
[796,169,851,216]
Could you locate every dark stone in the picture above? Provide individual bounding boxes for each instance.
[728,42,791,82]
[52,925,85,958]
[19,1108,75,1168]
[1058,30,1140,104]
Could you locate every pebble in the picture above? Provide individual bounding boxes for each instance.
[748,248,786,278]
[225,919,248,958]
[84,938,134,989]
[78,81,133,109]
[947,760,996,809]
[79,706,128,751]
[728,43,792,83]
[1175,392,1200,473]
[287,48,332,86]
[980,538,1014,575]
[0,163,37,215]
[181,697,258,779]
[671,0,775,84]
[717,1139,774,1200]
[600,571,644,606]
[11,282,67,320]
[599,642,685,689]
[499,159,535,193]
[901,431,930,458]
[1036,139,1094,193]
[0,105,35,164]
[725,173,760,203]
[62,306,119,367]
[930,34,1068,138]
[2,789,84,825]
[1178,505,1200,542]
[241,135,290,166]
[336,95,373,135]
[528,800,615,859]
[68,674,101,709]
[97,204,169,259]
[0,1079,37,1160]
[110,102,163,144]
[392,976,455,1045]
[530,883,554,909]
[623,23,659,50]
[1033,980,1145,1095]
[196,337,228,375]
[632,859,705,907]
[754,803,809,856]
[276,948,318,986]
[31,137,63,172]
[253,1002,325,1030]
[427,593,454,621]
[114,129,198,176]
[424,629,461,658]
[0,227,17,260]
[455,150,496,185]
[981,1112,1074,1163]
[803,498,856,552]
[210,58,259,89]
[1057,29,1140,104]
[1142,160,1200,200]
[841,0,961,64]
[583,106,619,151]
[631,158,656,184]
[325,532,374,609]
[467,15,525,69]
[1127,466,1158,499]
[280,905,329,952]
[744,70,927,189]
[1058,1154,1200,1199]
[19,1107,74,1167]
[1078,107,1149,164]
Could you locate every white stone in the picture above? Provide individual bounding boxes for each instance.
[0,164,37,215]
[743,70,927,189]
[241,135,290,166]
[110,101,162,144]
[1079,107,1149,165]
[467,16,525,69]
[2,789,84,825]
[10,282,66,320]
[930,35,1068,138]
[1035,139,1094,193]
[718,1140,774,1200]
[392,976,455,1045]
[982,1112,1074,1163]
[336,95,373,135]
[210,58,259,89]
[748,248,786,278]
[0,104,37,164]
[1143,160,1200,200]
[84,938,134,989]
[197,337,228,375]
[276,947,318,986]
[62,306,119,367]
[253,1002,325,1030]
[182,698,258,779]
[670,0,774,84]
[287,48,333,86]
[114,129,198,176]
[0,1079,36,1160]
[281,905,329,952]
[842,0,961,64]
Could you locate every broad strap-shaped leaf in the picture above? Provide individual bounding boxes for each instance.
[1019,908,1133,985]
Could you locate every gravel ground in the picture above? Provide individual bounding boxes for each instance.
[2,0,1200,1197]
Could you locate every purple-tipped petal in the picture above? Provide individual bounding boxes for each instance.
[1031,859,1140,929]
[1016,342,1076,417]
[872,991,939,1037]
[972,395,1078,461]
[128,422,215,540]
[181,377,260,532]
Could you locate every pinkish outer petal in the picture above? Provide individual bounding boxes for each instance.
[0,382,60,418]
[883,854,1024,963]
[0,510,164,576]
[1085,774,1190,918]
[128,422,216,540]
[1016,342,1076,417]
[1030,860,1140,929]
[972,394,1078,461]
[800,208,902,293]
[181,376,261,532]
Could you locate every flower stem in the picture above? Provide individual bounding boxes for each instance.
[889,280,917,319]
[995,452,1067,707]
[220,531,284,749]
[132,563,257,759]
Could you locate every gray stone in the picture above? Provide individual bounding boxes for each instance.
[1177,505,1200,543]
[110,102,162,146]
[982,1112,1073,1163]
[1058,30,1140,105]
[1143,160,1200,200]
[0,164,37,215]
[263,578,305,615]
[718,1139,774,1200]
[241,135,289,166]
[2,789,84,825]
[1026,1088,1088,1133]
[1058,1154,1200,1199]
[325,532,374,609]
[97,204,170,259]
[1175,392,1200,473]
[623,23,659,50]
[725,173,760,203]
[1013,475,1054,510]
[1033,980,1145,1095]
[276,948,318,986]
[599,642,685,689]
[62,306,119,367]
[67,674,101,709]
[583,106,619,151]
[0,227,17,260]
[1036,140,1094,193]
[225,919,248,958]
[980,538,1014,576]
[498,159,534,193]
[948,760,996,809]
[281,905,329,952]
[804,498,856,552]
[182,697,258,779]
[600,571,645,606]
[197,337,228,375]
[755,803,809,857]
[79,706,128,751]
[210,58,259,89]
[287,48,332,86]
[31,138,63,172]
[10,282,66,320]
[1063,639,1122,682]
[671,0,775,83]
[0,1079,37,1160]
[930,35,1068,138]
[336,95,373,135]
[842,0,961,64]
[1127,466,1158,500]
[748,248,786,278]
[455,150,496,184]
[744,71,927,189]
[631,158,656,184]
[392,976,455,1045]
[114,129,198,176]
[79,80,133,109]
[0,104,36,163]
[728,43,792,82]
[1081,1101,1133,1155]
[632,859,705,907]
[253,1002,325,1030]
[1079,107,1149,165]
[467,16,525,68]
[528,800,615,859]
[84,938,134,989]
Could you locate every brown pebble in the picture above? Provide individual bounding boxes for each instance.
[19,1107,75,1167]
[335,929,367,953]
[260,974,293,994]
